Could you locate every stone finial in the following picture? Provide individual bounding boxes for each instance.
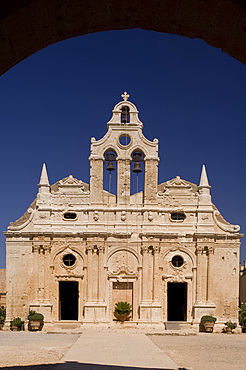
[39,163,50,187]
[121,91,130,101]
[199,164,210,188]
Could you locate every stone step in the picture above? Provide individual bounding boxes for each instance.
[164,322,181,330]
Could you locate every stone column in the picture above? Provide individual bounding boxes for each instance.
[86,245,98,302]
[144,159,158,204]
[43,245,51,301]
[32,244,40,301]
[196,246,207,302]
[98,246,105,302]
[206,246,214,302]
[117,159,130,205]
[193,244,216,324]
[141,246,151,302]
[192,267,197,305]
[153,246,160,302]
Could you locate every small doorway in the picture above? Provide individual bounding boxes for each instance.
[167,282,187,321]
[59,281,79,320]
[112,282,133,320]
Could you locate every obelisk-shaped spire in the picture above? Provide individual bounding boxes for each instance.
[199,164,210,188]
[39,163,50,187]
[198,164,211,205]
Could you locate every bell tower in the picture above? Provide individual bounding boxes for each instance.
[89,92,159,205]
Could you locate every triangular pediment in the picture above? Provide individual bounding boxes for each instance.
[59,175,84,186]
[165,176,191,188]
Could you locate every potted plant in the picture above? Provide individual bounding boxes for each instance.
[0,306,6,330]
[224,321,237,333]
[201,315,217,332]
[27,310,44,331]
[114,301,132,323]
[10,317,22,331]
[239,305,246,332]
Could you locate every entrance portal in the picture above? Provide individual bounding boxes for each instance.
[59,281,79,320]
[167,282,187,321]
[112,282,133,320]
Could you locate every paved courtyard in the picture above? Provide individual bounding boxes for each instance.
[0,330,246,369]
[149,332,246,370]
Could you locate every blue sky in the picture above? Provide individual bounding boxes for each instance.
[0,29,245,268]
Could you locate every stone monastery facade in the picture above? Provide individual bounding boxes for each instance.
[5,93,241,331]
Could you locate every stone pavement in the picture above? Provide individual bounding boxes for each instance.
[56,330,180,370]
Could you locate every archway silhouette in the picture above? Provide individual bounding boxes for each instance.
[0,0,246,76]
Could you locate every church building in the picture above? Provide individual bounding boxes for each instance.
[4,93,241,331]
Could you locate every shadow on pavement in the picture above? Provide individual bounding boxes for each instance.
[0,362,188,370]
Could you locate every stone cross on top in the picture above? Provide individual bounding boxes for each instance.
[121,91,130,101]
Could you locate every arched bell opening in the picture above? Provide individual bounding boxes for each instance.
[130,150,145,197]
[121,105,130,124]
[103,150,117,195]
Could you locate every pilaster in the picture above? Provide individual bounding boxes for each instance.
[90,158,103,204]
[144,159,158,204]
[117,159,131,204]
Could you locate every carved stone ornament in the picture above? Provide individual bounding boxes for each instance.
[213,210,240,233]
[108,250,138,276]
[57,175,89,194]
[93,210,99,221]
[8,208,34,231]
[59,175,84,187]
[196,246,214,255]
[163,274,187,283]
[148,211,153,221]
[55,274,83,281]
[32,241,51,254]
[165,176,191,188]
[121,211,126,221]
[86,245,98,254]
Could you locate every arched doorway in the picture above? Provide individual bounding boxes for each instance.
[0,0,245,77]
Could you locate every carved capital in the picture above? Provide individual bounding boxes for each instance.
[196,246,204,255]
[32,241,51,254]
[86,245,98,254]
[196,245,214,256]
[141,246,155,254]
[153,246,161,253]
[98,245,105,253]
[205,246,214,255]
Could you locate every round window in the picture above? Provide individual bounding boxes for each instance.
[119,134,131,146]
[63,254,76,267]
[171,255,184,268]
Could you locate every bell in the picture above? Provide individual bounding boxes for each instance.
[133,161,142,173]
[105,153,116,172]
[121,106,129,123]
[106,160,115,172]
